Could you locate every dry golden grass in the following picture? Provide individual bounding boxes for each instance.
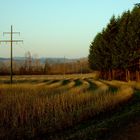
[0,73,96,84]
[0,76,134,139]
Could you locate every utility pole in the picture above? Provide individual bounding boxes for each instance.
[0,25,23,84]
[64,56,66,78]
[80,61,82,76]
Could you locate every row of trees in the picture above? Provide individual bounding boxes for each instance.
[0,52,90,75]
[89,5,140,81]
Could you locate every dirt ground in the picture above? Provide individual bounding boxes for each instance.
[109,120,140,140]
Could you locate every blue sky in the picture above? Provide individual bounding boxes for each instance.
[0,0,138,58]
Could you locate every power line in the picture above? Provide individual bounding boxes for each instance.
[0,25,23,84]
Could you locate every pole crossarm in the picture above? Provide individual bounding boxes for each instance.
[0,25,23,84]
[3,32,20,35]
[0,40,23,43]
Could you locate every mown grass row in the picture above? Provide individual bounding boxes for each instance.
[0,73,97,84]
[0,80,133,139]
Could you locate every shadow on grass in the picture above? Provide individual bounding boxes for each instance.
[100,80,118,93]
[74,79,83,87]
[62,79,71,85]
[46,80,60,85]
[84,78,97,91]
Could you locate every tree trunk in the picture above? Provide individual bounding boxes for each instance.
[136,71,140,81]
[112,69,115,80]
[126,70,130,82]
[108,69,112,81]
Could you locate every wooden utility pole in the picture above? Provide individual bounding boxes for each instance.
[0,25,23,84]
[64,56,66,78]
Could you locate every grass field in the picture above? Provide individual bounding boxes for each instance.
[0,74,140,140]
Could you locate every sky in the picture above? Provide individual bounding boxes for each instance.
[0,0,138,58]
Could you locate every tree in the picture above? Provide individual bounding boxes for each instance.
[24,51,32,74]
[88,6,140,81]
[44,59,51,74]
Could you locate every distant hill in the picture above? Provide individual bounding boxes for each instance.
[0,57,87,64]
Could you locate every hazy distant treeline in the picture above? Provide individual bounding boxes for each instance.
[0,52,91,75]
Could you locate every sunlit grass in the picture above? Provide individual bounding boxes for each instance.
[0,73,96,83]
[0,80,134,139]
